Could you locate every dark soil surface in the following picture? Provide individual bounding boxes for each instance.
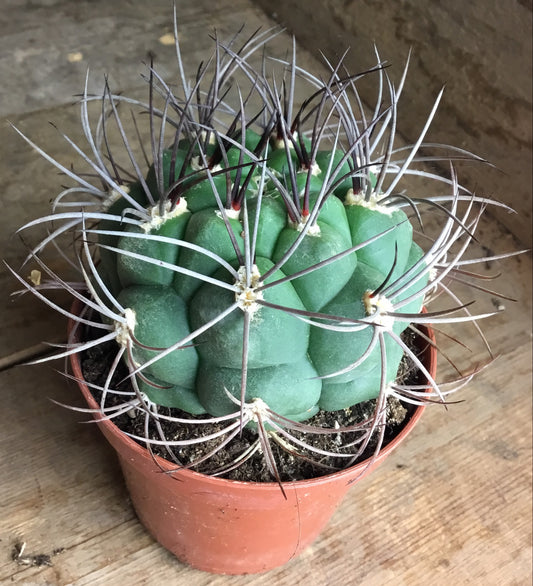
[81,327,426,482]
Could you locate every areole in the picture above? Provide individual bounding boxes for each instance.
[68,301,437,575]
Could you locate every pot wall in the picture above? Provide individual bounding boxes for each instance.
[69,308,436,574]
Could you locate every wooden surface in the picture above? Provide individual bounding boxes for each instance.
[255,0,533,249]
[1,2,531,584]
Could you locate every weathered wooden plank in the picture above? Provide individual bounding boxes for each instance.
[0,0,275,119]
[253,0,533,249]
[0,364,130,583]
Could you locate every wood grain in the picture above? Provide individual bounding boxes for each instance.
[254,0,533,249]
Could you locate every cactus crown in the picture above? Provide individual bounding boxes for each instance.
[10,22,517,483]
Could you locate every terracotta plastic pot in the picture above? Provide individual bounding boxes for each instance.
[69,305,436,575]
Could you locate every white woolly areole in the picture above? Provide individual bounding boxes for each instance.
[345,189,393,216]
[114,308,136,347]
[271,130,302,150]
[363,290,395,329]
[190,155,222,174]
[235,264,263,315]
[141,198,189,232]
[246,397,271,423]
[289,214,321,236]
[424,266,439,298]
[199,130,216,145]
[298,161,321,176]
[296,164,322,198]
[216,207,240,220]
[102,184,130,211]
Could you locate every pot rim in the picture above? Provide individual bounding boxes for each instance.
[68,299,436,491]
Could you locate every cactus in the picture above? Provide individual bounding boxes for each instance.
[10,24,517,481]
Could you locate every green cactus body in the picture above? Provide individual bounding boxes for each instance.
[172,208,245,301]
[319,337,404,411]
[145,147,260,213]
[145,148,194,197]
[345,196,413,279]
[137,375,207,414]
[189,256,310,369]
[305,190,352,244]
[391,241,429,335]
[196,356,321,418]
[293,170,326,195]
[117,285,198,388]
[98,182,149,295]
[314,149,353,198]
[246,195,287,258]
[102,125,426,421]
[272,219,356,312]
[117,202,191,287]
[308,261,390,384]
[267,134,312,175]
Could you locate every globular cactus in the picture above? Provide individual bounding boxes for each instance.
[105,130,425,420]
[11,25,513,478]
